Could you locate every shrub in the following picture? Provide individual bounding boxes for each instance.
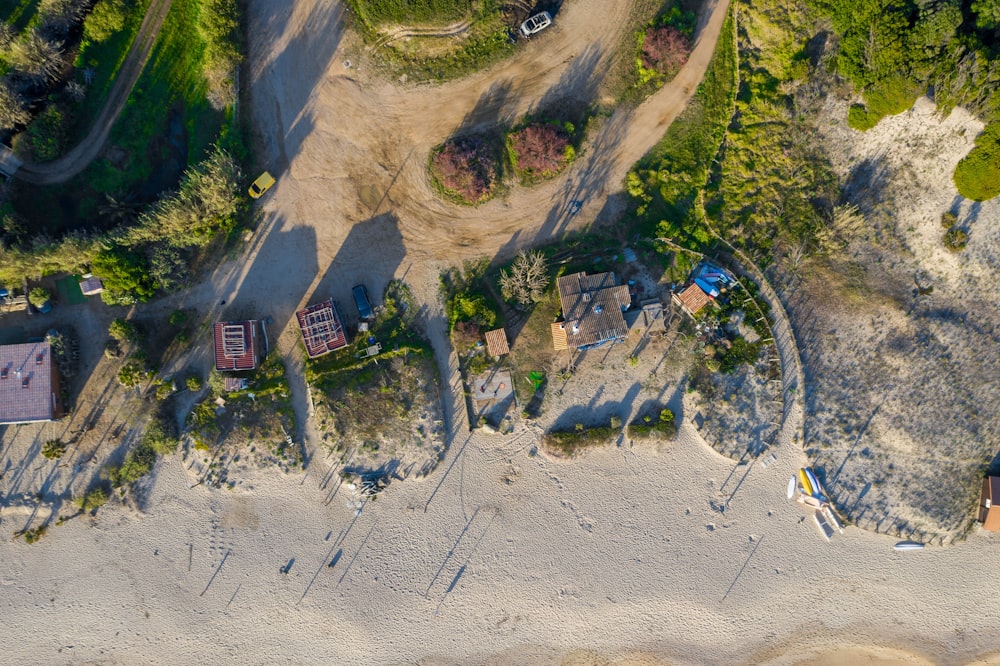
[25,104,65,161]
[28,287,50,308]
[847,103,878,131]
[943,228,968,251]
[83,0,126,43]
[954,121,1000,201]
[940,211,957,229]
[20,525,48,544]
[543,423,617,456]
[430,135,498,204]
[508,123,572,182]
[142,418,178,456]
[640,26,690,74]
[76,485,109,513]
[42,438,67,459]
[168,309,187,326]
[110,441,157,488]
[186,375,203,391]
[629,407,677,439]
[447,292,498,330]
[719,337,761,373]
[108,318,141,343]
[93,245,156,304]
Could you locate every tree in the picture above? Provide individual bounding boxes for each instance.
[972,0,1000,30]
[92,245,156,303]
[430,136,498,203]
[640,26,690,75]
[83,0,126,43]
[108,317,142,343]
[9,32,65,82]
[954,121,1000,201]
[0,81,31,129]
[499,249,549,307]
[508,123,572,180]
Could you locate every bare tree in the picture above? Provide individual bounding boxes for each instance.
[0,81,31,129]
[10,32,65,82]
[499,249,549,308]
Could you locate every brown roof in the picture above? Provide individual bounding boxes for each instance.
[0,342,61,424]
[213,321,259,371]
[674,282,712,316]
[484,328,509,357]
[551,322,568,351]
[224,377,248,392]
[556,271,631,350]
[980,477,1000,531]
[296,299,348,358]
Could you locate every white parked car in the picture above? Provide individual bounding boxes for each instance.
[520,11,552,38]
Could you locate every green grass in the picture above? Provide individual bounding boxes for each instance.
[347,0,472,27]
[625,9,736,256]
[66,0,153,146]
[0,0,41,31]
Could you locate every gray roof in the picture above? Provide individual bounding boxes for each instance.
[557,271,631,349]
[0,342,57,424]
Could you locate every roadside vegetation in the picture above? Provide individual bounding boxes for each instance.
[345,0,515,82]
[506,118,582,185]
[0,0,247,299]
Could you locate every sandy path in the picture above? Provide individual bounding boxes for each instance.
[15,0,174,185]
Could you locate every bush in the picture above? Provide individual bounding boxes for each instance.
[108,318,141,343]
[20,525,48,544]
[25,104,65,161]
[28,287,50,308]
[117,360,148,387]
[110,440,157,488]
[76,485,110,513]
[430,135,498,204]
[186,375,203,391]
[508,123,572,182]
[93,245,156,304]
[954,121,1000,201]
[640,26,690,75]
[943,228,968,251]
[42,439,67,459]
[940,211,958,229]
[83,0,126,43]
[629,407,677,439]
[719,337,761,373]
[447,292,497,330]
[168,309,188,326]
[543,423,618,456]
[847,103,878,131]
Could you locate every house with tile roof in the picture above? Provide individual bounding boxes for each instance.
[0,341,64,424]
[213,321,263,372]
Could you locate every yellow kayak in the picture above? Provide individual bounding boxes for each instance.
[798,468,814,496]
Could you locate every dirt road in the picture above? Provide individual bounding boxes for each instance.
[15,0,174,185]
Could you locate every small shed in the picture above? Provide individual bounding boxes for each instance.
[550,322,568,351]
[484,328,509,358]
[980,477,1000,531]
[673,283,711,317]
[224,377,248,392]
[79,276,104,296]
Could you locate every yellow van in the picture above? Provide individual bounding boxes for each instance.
[249,171,276,199]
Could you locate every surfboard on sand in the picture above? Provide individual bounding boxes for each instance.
[894,541,925,551]
[804,468,826,500]
[798,469,814,496]
[787,476,796,500]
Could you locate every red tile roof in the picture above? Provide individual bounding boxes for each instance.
[484,328,509,357]
[224,377,248,392]
[674,282,712,316]
[0,342,60,424]
[213,321,259,371]
[296,299,348,358]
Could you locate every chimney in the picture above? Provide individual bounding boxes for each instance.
[35,353,43,365]
[21,376,29,389]
[0,366,7,380]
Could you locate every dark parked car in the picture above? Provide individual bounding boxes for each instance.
[352,284,373,320]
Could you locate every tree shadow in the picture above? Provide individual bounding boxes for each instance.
[246,0,346,173]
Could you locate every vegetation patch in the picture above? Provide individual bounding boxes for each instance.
[187,354,299,488]
[346,0,515,82]
[625,9,735,280]
[307,281,443,478]
[954,120,1000,201]
[506,120,578,185]
[429,134,500,204]
[635,5,696,90]
[628,407,677,440]
[542,422,619,457]
[440,259,501,367]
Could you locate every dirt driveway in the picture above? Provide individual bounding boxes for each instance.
[232,0,730,445]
